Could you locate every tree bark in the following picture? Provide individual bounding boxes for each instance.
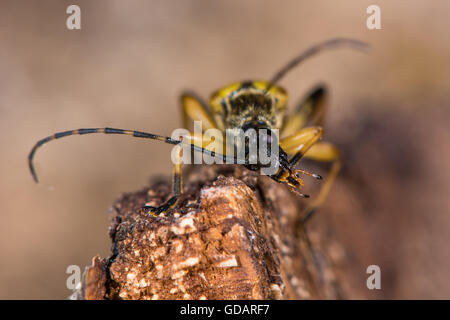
[73,165,356,300]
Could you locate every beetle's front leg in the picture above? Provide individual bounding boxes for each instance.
[278,126,341,223]
[271,126,324,197]
[141,132,230,217]
[142,144,183,216]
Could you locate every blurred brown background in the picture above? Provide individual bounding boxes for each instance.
[1,0,449,299]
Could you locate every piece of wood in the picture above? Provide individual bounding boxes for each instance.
[73,165,354,300]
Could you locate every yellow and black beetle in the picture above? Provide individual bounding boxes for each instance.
[28,38,367,222]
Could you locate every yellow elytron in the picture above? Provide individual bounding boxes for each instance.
[28,38,367,222]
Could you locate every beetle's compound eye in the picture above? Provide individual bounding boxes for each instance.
[241,122,255,133]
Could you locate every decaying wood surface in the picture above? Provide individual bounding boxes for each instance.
[72,165,358,300]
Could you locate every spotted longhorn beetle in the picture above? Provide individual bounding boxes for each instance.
[28,38,367,222]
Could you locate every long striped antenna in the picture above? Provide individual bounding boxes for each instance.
[266,38,369,91]
[28,127,244,183]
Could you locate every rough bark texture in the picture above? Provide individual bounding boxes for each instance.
[73,165,357,300]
